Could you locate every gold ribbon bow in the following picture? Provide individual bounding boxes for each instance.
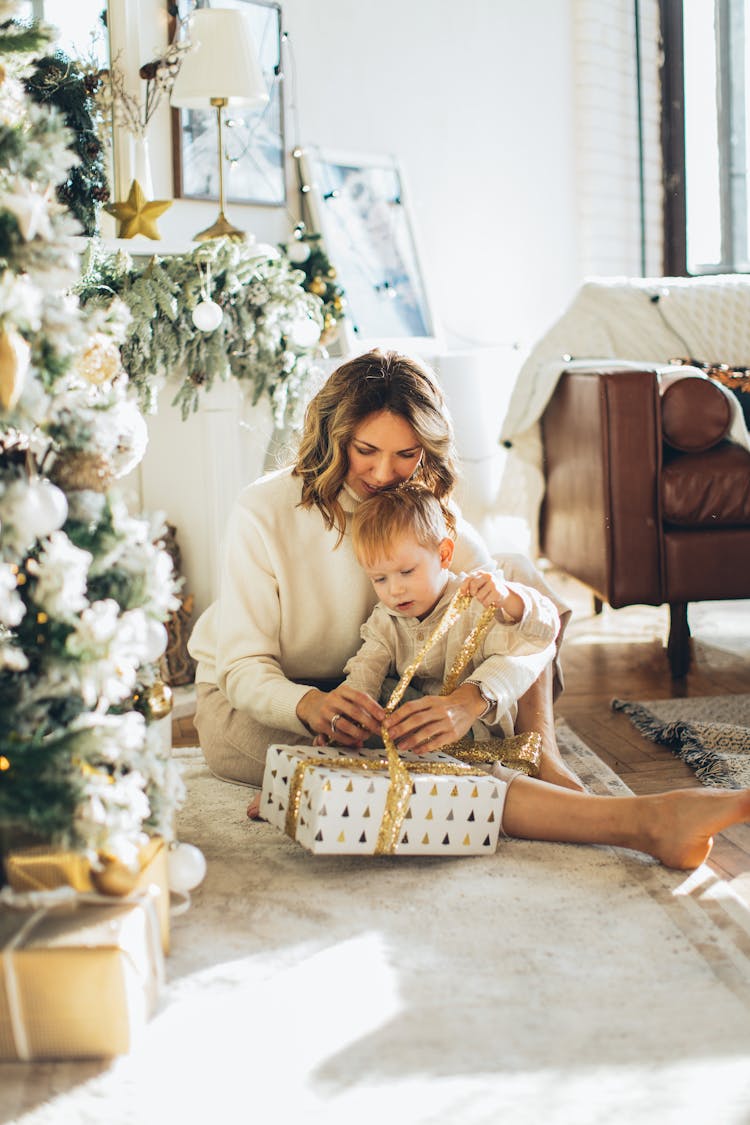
[286,589,541,854]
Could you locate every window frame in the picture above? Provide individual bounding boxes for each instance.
[660,0,688,274]
[661,0,750,275]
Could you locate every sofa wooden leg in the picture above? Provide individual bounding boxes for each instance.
[667,602,691,678]
[593,596,603,615]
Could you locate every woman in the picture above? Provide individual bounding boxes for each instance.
[188,349,578,794]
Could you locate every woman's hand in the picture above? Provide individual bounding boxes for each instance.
[297,683,385,748]
[460,570,523,623]
[382,682,485,755]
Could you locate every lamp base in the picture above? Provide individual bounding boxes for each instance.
[193,210,245,242]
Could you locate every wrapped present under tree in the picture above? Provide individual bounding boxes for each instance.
[0,889,163,1060]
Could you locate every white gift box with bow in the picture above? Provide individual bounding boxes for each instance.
[261,743,505,856]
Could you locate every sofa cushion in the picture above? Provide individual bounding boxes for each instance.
[660,375,732,452]
[662,442,750,526]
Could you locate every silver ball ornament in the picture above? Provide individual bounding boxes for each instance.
[192,300,224,333]
[168,842,207,892]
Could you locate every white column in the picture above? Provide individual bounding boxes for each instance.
[137,380,275,617]
[435,347,530,555]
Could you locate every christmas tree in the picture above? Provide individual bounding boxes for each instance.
[0,8,183,868]
[24,48,111,237]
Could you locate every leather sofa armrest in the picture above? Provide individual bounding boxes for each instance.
[540,367,663,607]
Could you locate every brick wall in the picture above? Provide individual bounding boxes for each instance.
[572,0,663,277]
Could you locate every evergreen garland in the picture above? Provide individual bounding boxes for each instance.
[78,237,326,425]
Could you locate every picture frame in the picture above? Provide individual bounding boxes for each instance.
[170,0,285,207]
[295,147,442,354]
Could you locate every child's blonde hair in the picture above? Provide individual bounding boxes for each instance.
[351,483,456,566]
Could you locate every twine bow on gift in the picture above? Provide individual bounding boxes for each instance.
[0,884,165,1062]
[285,589,542,855]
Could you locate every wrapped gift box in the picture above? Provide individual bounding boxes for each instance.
[4,837,171,954]
[0,895,163,1060]
[261,744,504,856]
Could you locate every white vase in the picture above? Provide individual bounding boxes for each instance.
[131,135,153,198]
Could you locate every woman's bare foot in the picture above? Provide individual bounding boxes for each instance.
[515,665,584,791]
[643,787,750,869]
[246,792,262,820]
[537,742,585,792]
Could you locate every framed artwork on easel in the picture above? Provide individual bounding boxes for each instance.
[169,0,286,207]
[295,147,442,354]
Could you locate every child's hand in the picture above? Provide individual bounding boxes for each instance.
[460,570,523,623]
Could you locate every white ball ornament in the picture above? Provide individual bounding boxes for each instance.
[168,842,207,893]
[191,300,223,333]
[290,317,321,348]
[286,239,311,264]
[141,619,169,664]
[13,479,68,546]
[32,479,68,536]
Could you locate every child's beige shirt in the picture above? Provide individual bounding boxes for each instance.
[343,572,560,739]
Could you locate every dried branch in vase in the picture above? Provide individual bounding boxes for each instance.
[95,29,191,141]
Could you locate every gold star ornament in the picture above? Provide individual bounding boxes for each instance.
[105,179,172,240]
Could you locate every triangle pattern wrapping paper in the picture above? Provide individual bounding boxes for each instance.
[260,744,505,856]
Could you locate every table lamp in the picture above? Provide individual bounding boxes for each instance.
[170,6,269,241]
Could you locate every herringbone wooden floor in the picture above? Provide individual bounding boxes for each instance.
[549,570,750,882]
[172,569,750,880]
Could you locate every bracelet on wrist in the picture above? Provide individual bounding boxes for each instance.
[465,679,495,719]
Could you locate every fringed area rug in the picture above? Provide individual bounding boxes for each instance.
[4,724,750,1125]
[613,694,750,789]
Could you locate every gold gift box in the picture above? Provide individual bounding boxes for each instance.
[4,837,170,954]
[0,897,163,1060]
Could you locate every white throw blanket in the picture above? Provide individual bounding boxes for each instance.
[496,275,750,555]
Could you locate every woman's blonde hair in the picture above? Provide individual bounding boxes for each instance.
[294,350,458,543]
[351,483,456,567]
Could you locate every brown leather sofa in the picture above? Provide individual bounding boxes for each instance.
[539,366,750,676]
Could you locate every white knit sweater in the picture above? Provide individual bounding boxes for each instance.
[188,467,495,736]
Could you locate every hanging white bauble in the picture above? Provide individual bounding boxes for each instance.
[14,478,69,545]
[168,842,207,893]
[290,316,321,348]
[192,300,223,333]
[110,402,149,479]
[142,619,169,664]
[286,239,311,264]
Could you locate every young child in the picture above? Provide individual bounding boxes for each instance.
[340,483,560,750]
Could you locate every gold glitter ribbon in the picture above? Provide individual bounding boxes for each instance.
[285,589,541,853]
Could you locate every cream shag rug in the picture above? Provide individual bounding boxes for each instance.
[3,724,750,1125]
[613,695,750,789]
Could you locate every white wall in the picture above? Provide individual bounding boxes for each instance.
[104,0,664,603]
[119,0,582,351]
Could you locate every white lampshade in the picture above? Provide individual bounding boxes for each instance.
[170,7,269,109]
